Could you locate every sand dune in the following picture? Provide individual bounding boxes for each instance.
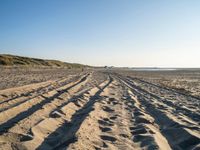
[0,69,199,150]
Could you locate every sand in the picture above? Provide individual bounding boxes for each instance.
[0,68,199,150]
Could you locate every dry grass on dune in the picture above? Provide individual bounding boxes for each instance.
[0,54,85,68]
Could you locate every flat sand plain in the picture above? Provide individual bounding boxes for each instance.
[0,67,199,150]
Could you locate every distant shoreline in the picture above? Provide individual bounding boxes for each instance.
[130,68,200,71]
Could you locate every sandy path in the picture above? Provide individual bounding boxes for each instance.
[0,71,199,150]
[116,73,200,150]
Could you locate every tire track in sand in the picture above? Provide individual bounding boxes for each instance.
[34,76,112,150]
[0,73,91,135]
[117,74,200,150]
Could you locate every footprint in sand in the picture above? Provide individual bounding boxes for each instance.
[99,126,112,132]
[94,142,108,149]
[132,134,154,144]
[131,127,148,135]
[98,119,114,127]
[102,106,115,113]
[109,98,119,105]
[100,135,117,143]
[109,116,118,121]
[134,116,154,124]
[132,110,144,117]
[119,133,129,138]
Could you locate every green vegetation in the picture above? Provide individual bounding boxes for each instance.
[0,54,86,68]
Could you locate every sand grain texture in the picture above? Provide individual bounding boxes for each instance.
[0,69,199,150]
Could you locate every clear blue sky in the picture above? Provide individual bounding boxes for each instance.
[0,0,200,67]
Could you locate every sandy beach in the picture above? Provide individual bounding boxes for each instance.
[0,68,199,150]
[1,0,200,149]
